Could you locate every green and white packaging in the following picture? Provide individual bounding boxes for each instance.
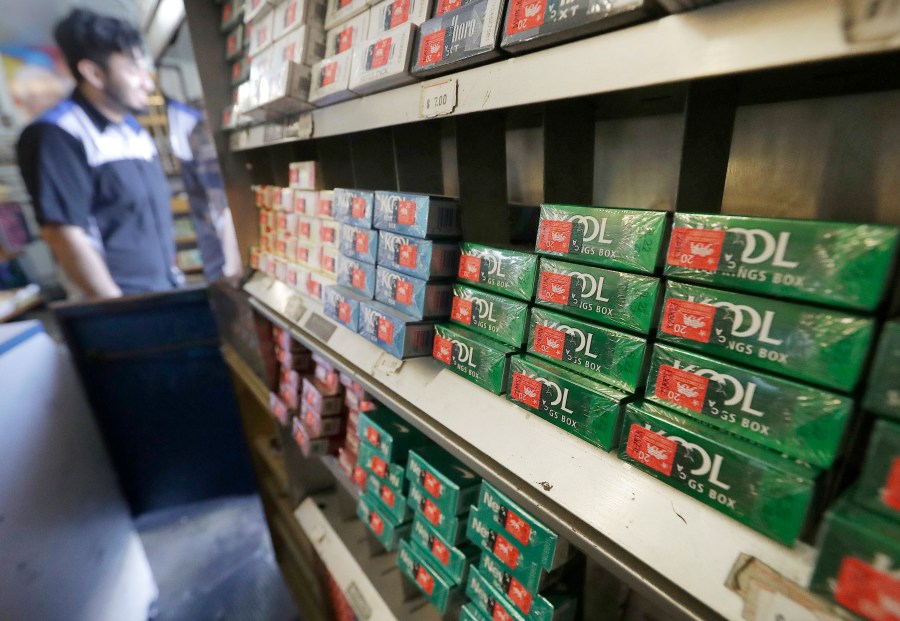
[466,567,528,621]
[618,401,818,545]
[357,441,406,485]
[526,307,648,393]
[507,355,629,451]
[863,321,900,420]
[358,406,427,462]
[535,204,668,274]
[535,257,661,334]
[375,266,453,319]
[357,493,412,551]
[458,244,538,301]
[397,539,464,614]
[658,281,875,393]
[664,213,899,311]
[407,483,468,544]
[451,283,530,347]
[854,419,900,523]
[809,495,900,620]
[406,446,481,517]
[479,551,577,621]
[367,474,411,524]
[645,344,853,468]
[465,508,551,593]
[410,513,480,585]
[433,323,517,394]
[462,603,492,621]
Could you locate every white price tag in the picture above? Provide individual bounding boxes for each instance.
[419,79,458,118]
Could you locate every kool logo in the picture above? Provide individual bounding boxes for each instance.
[653,427,732,490]
[569,215,614,244]
[729,228,799,268]
[473,298,497,323]
[552,322,600,358]
[673,361,765,416]
[452,339,477,368]
[711,301,782,345]
[482,254,506,277]
[566,269,610,302]
[533,374,574,413]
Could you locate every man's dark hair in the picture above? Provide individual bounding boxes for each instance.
[54,9,143,83]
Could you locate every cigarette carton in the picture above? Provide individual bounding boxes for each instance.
[319,220,341,248]
[337,254,376,297]
[334,188,376,227]
[406,445,481,517]
[323,285,366,331]
[366,474,411,523]
[317,190,335,219]
[309,50,357,106]
[466,567,528,621]
[274,0,327,39]
[398,539,464,614]
[375,267,452,319]
[301,376,343,416]
[433,323,517,394]
[462,603,491,621]
[272,25,326,67]
[339,224,378,264]
[450,283,530,347]
[664,213,900,311]
[657,281,875,393]
[325,10,370,56]
[225,24,245,60]
[301,404,345,437]
[535,258,661,334]
[618,401,818,545]
[358,406,428,461]
[357,441,407,484]
[377,231,459,280]
[527,307,648,393]
[809,495,900,620]
[348,24,417,95]
[433,0,481,16]
[411,0,504,78]
[368,0,432,38]
[373,191,461,239]
[536,204,668,275]
[319,246,340,275]
[222,0,243,30]
[507,355,628,451]
[358,299,436,358]
[288,161,316,190]
[646,344,852,468]
[357,493,411,551]
[457,244,538,301]
[297,214,320,244]
[410,513,480,585]
[293,418,342,456]
[854,419,900,523]
[479,550,577,621]
[863,320,900,420]
[293,189,318,214]
[501,0,658,55]
[407,483,468,544]
[324,0,368,30]
[248,10,275,56]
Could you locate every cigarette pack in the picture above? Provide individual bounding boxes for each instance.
[368,0,433,38]
[337,254,377,297]
[398,539,465,613]
[324,0,369,30]
[375,267,453,319]
[373,190,461,239]
[289,161,317,189]
[450,283,530,347]
[358,299,436,358]
[273,0,327,40]
[272,25,326,67]
[479,550,577,621]
[357,493,412,551]
[407,482,468,543]
[406,445,481,517]
[334,188,376,227]
[854,419,900,523]
[863,320,900,420]
[377,231,459,280]
[348,24,417,95]
[325,10,370,56]
[309,50,357,106]
[411,0,504,78]
[358,406,428,461]
[410,512,481,585]
[433,323,517,394]
[458,244,537,301]
[323,285,367,331]
[366,474,411,523]
[339,223,378,264]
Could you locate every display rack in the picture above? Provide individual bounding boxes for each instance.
[184,0,900,619]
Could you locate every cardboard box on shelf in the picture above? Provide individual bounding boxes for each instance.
[337,254,377,297]
[309,50,357,106]
[334,188,376,227]
[325,11,371,56]
[358,299,436,358]
[411,0,505,78]
[433,323,517,395]
[375,267,453,319]
[367,0,432,38]
[377,231,459,280]
[457,244,538,302]
[348,23,417,95]
[373,190,461,239]
[450,283,530,347]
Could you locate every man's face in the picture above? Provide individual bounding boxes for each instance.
[102,48,154,115]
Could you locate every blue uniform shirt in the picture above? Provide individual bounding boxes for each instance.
[17,90,180,295]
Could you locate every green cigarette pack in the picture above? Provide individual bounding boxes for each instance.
[407,483,468,544]
[646,344,853,468]
[479,550,577,621]
[398,539,464,614]
[406,446,481,517]
[535,204,668,274]
[618,401,818,545]
[433,323,517,395]
[476,480,569,572]
[357,493,412,551]
[854,419,900,523]
[809,495,900,620]
[458,244,538,301]
[526,307,648,393]
[863,320,900,420]
[410,513,480,585]
[357,407,427,462]
[366,474,411,524]
[462,603,492,621]
[657,281,874,393]
[507,355,629,451]
[664,213,899,311]
[357,441,406,487]
[451,283,530,347]
[467,567,528,621]
[535,258,661,334]
[465,508,552,593]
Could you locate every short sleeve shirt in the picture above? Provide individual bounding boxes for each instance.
[17,91,179,295]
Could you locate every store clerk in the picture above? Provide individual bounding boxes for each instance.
[17,9,182,299]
